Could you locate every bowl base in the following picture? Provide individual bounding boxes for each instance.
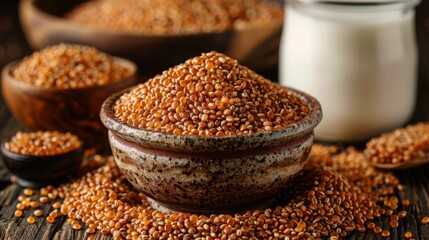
[147,197,275,215]
[15,176,66,188]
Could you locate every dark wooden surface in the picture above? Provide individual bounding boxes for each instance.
[1,1,429,240]
[0,98,428,240]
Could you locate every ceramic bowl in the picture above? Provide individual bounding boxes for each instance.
[19,0,283,76]
[1,57,137,149]
[1,138,84,188]
[100,87,322,214]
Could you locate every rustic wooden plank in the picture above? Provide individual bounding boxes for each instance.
[0,1,427,238]
[0,101,428,240]
[0,114,427,239]
[0,167,427,240]
[400,166,428,239]
[0,184,111,240]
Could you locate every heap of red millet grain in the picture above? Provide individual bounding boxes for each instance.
[114,51,309,136]
[12,44,129,89]
[364,122,429,164]
[11,146,428,240]
[5,131,81,156]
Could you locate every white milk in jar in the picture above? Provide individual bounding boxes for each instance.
[280,0,420,142]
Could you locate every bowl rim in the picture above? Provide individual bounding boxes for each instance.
[1,55,137,92]
[0,137,84,162]
[23,0,284,38]
[100,84,323,149]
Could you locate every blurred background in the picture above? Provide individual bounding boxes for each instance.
[0,1,31,71]
[0,0,428,143]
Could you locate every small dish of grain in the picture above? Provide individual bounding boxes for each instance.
[1,131,84,188]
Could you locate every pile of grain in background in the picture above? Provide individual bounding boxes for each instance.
[67,0,283,35]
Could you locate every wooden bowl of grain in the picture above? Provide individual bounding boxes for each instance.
[19,0,283,76]
[1,45,137,148]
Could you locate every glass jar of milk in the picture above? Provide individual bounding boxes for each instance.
[280,0,420,142]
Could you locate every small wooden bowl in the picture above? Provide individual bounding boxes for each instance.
[100,87,323,214]
[1,57,137,149]
[1,139,84,188]
[19,0,283,75]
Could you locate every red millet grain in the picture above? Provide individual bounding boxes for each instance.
[67,0,283,35]
[14,145,413,238]
[114,51,310,136]
[5,131,80,156]
[13,44,129,89]
[365,122,429,164]
[26,144,404,239]
[405,231,413,238]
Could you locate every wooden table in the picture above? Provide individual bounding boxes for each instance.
[0,96,427,240]
[1,1,429,239]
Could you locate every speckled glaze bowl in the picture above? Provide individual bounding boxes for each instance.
[100,87,322,214]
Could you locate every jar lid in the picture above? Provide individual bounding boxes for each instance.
[301,0,412,4]
[291,0,420,12]
[297,0,419,4]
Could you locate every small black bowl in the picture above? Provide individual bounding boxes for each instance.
[1,139,84,188]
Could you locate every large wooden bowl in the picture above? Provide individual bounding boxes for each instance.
[19,0,283,76]
[1,57,137,149]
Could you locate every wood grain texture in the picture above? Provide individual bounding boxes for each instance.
[0,1,429,238]
[0,106,428,239]
[0,158,428,239]
[1,71,429,239]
